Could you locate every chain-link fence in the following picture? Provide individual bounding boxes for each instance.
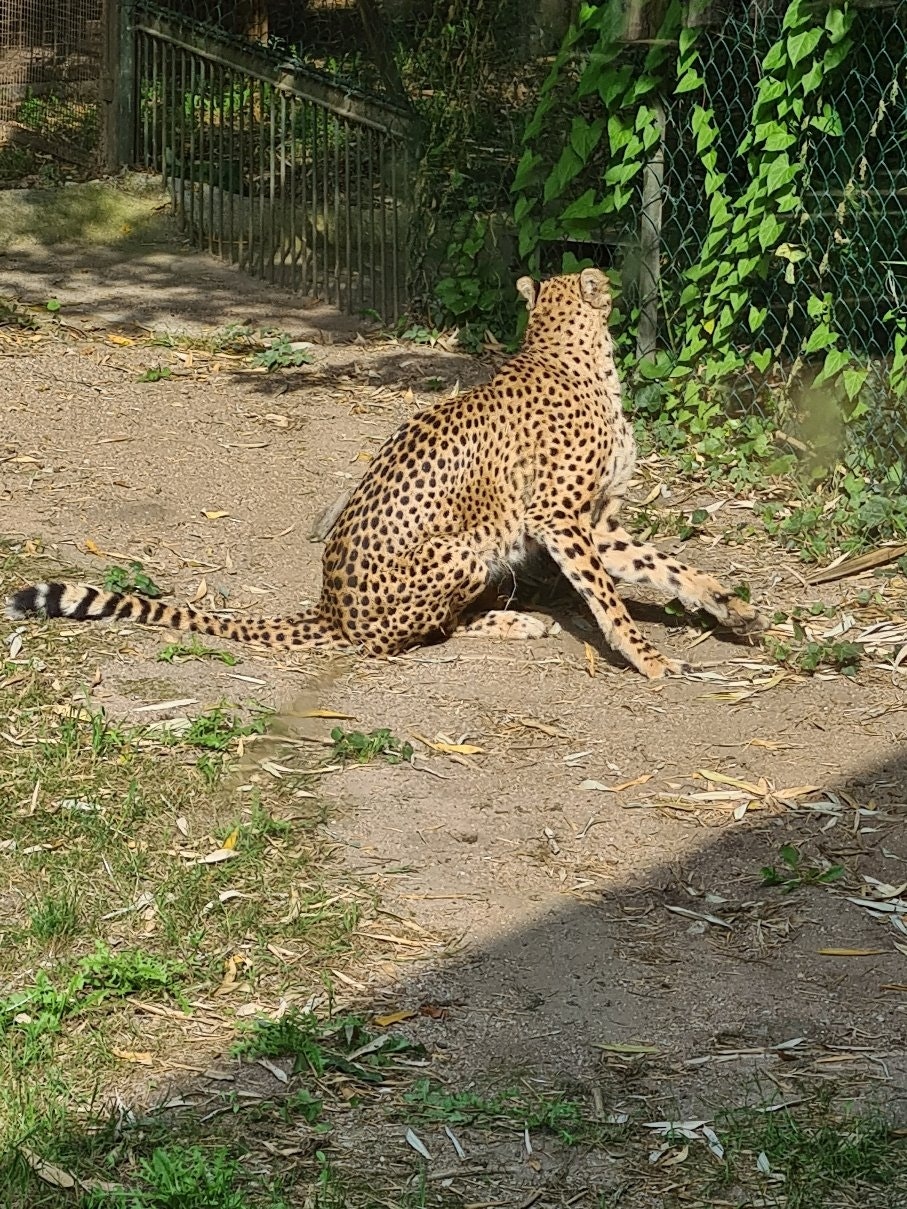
[0,0,103,173]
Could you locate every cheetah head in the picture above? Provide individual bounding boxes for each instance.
[516,268,612,327]
[516,270,613,349]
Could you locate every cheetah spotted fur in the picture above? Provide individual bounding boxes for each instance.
[5,269,763,678]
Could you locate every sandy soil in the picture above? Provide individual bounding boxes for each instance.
[3,186,907,1198]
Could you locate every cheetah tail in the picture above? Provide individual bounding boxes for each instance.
[4,582,338,649]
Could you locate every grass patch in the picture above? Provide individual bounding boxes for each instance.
[678,1096,907,1209]
[0,540,387,1205]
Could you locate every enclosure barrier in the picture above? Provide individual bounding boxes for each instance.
[131,2,416,320]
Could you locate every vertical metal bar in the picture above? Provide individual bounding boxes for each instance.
[289,95,299,289]
[300,101,309,296]
[140,32,149,167]
[151,35,160,170]
[379,133,388,322]
[310,101,319,298]
[165,40,175,201]
[177,48,186,225]
[333,115,341,308]
[200,56,211,254]
[247,75,257,275]
[237,71,246,269]
[368,127,376,315]
[344,118,352,313]
[390,137,400,320]
[321,106,330,303]
[268,80,277,283]
[279,90,288,285]
[257,77,266,282]
[355,127,363,314]
[188,55,197,241]
[216,63,225,258]
[225,68,234,262]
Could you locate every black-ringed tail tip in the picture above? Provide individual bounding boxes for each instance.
[4,580,338,649]
[5,582,118,622]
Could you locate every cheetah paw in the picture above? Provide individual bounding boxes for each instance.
[458,610,558,641]
[720,596,765,636]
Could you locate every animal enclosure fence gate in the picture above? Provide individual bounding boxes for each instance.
[131,2,416,319]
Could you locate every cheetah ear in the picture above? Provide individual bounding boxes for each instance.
[516,275,539,311]
[579,268,611,314]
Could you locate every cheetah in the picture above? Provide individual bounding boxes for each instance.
[5,269,763,678]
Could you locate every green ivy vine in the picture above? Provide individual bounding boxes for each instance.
[510,0,907,550]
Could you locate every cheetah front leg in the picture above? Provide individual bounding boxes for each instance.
[594,520,764,636]
[533,522,689,679]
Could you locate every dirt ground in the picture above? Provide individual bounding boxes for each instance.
[3,184,907,1199]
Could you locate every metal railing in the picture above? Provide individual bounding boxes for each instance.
[132,3,416,320]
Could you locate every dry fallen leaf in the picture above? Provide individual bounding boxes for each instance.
[584,641,598,677]
[374,1009,417,1027]
[196,847,238,865]
[190,578,208,603]
[222,827,240,851]
[817,947,887,957]
[112,1047,153,1065]
[18,1148,79,1190]
[202,510,230,520]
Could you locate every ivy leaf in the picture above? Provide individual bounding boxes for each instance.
[761,41,787,72]
[751,349,772,373]
[543,145,583,203]
[569,116,605,163]
[748,306,768,333]
[675,69,704,94]
[804,324,836,355]
[757,213,784,250]
[559,189,605,221]
[692,106,717,154]
[799,59,823,95]
[816,347,850,381]
[512,150,542,192]
[842,367,868,401]
[765,156,797,194]
[513,196,535,226]
[824,7,849,43]
[786,28,823,68]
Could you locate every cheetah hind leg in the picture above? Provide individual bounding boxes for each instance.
[534,522,690,679]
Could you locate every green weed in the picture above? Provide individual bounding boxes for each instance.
[250,335,313,372]
[761,845,845,892]
[157,639,239,666]
[101,562,164,599]
[330,727,413,765]
[138,365,172,382]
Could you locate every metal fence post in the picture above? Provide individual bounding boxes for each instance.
[636,98,665,362]
[101,0,136,171]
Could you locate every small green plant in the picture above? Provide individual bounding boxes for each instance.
[138,365,172,382]
[45,298,61,314]
[330,727,414,765]
[765,634,862,677]
[82,1145,256,1209]
[232,1009,420,1082]
[397,323,443,346]
[404,1079,599,1144]
[0,943,188,1066]
[27,890,80,942]
[158,639,239,666]
[761,845,844,892]
[182,706,269,752]
[102,561,164,598]
[250,335,313,372]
